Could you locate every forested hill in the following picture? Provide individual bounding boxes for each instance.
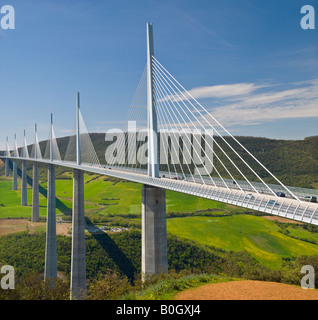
[1,134,317,189]
[231,135,318,188]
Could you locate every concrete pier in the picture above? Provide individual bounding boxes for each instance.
[70,169,86,300]
[4,159,9,177]
[44,164,57,283]
[21,160,27,206]
[32,162,39,222]
[142,185,167,277]
[12,160,17,190]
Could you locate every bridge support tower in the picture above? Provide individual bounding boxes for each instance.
[12,134,18,190]
[70,92,86,300]
[70,168,86,300]
[142,23,168,278]
[44,115,57,285]
[32,162,39,222]
[142,185,168,277]
[12,160,17,190]
[4,159,9,177]
[21,160,27,206]
[44,163,57,284]
[32,125,40,222]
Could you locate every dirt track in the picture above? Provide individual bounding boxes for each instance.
[0,219,71,236]
[175,280,318,300]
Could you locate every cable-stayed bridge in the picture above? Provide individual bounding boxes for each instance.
[1,23,317,299]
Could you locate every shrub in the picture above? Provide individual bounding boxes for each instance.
[86,271,133,300]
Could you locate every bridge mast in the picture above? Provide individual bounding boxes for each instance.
[142,23,168,279]
[146,22,159,178]
[50,114,53,162]
[34,123,38,160]
[76,92,81,166]
[4,136,9,176]
[70,91,86,300]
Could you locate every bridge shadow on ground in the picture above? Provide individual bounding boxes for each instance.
[7,160,136,281]
[8,159,72,215]
[85,217,137,283]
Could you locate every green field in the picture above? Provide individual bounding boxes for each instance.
[0,176,71,218]
[166,215,318,269]
[0,174,234,219]
[0,177,41,218]
[2,173,318,272]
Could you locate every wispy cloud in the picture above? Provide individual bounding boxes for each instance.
[191,78,318,127]
[161,82,266,103]
[186,83,263,99]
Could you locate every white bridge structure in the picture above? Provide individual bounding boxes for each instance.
[1,23,318,299]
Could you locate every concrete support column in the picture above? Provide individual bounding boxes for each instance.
[12,160,17,190]
[21,160,27,206]
[4,159,9,177]
[70,169,86,300]
[32,162,39,222]
[142,185,167,277]
[44,164,57,283]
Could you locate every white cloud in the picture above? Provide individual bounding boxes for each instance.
[186,83,262,99]
[159,78,318,136]
[194,78,318,127]
[160,82,265,103]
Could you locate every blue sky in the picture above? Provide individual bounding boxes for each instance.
[0,0,317,149]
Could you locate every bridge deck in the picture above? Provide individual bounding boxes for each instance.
[2,156,318,226]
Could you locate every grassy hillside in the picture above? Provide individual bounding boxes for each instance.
[2,227,318,300]
[166,215,318,269]
[0,230,228,281]
[0,173,240,220]
[233,135,318,188]
[2,170,318,270]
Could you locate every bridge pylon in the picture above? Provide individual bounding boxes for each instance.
[142,23,168,279]
[32,124,39,222]
[142,185,168,277]
[146,22,159,178]
[44,115,57,285]
[70,92,86,300]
